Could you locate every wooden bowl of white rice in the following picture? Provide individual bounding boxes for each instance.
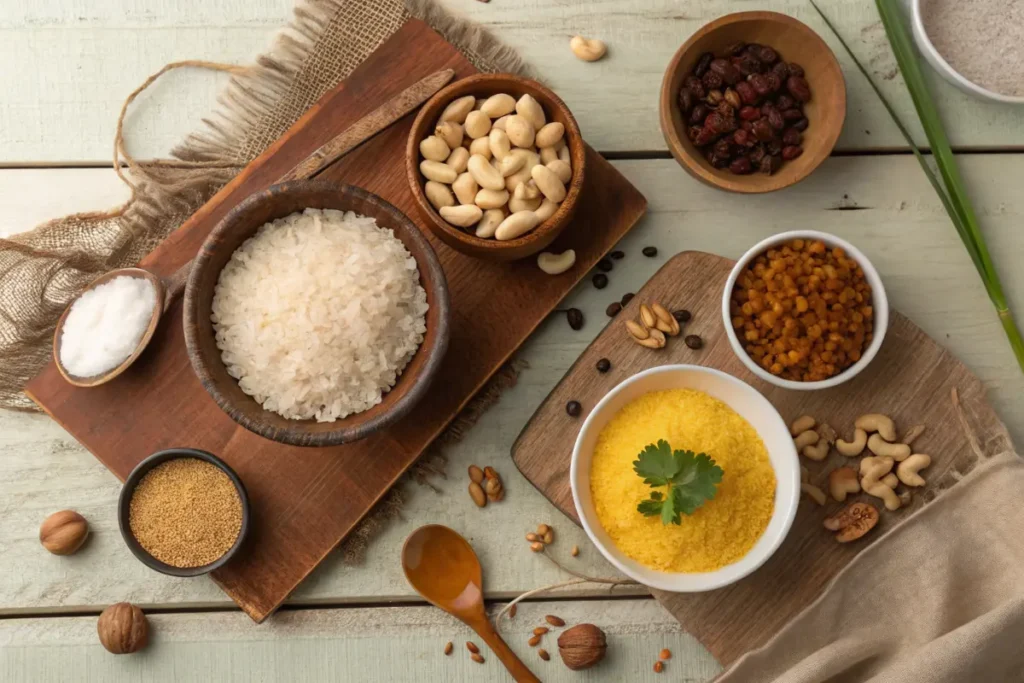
[183,181,449,448]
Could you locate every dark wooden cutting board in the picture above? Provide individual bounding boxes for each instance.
[24,19,647,622]
[512,251,1006,666]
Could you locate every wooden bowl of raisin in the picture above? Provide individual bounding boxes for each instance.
[659,11,846,193]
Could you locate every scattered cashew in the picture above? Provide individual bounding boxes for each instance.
[790,415,816,437]
[439,95,475,123]
[836,428,868,457]
[420,160,457,184]
[494,210,541,241]
[439,204,482,228]
[861,456,900,510]
[867,433,912,461]
[515,94,546,129]
[860,455,894,482]
[896,454,931,487]
[855,414,898,442]
[419,135,450,161]
[570,35,607,62]
[435,121,463,149]
[424,181,455,210]
[901,424,926,446]
[802,440,830,462]
[793,429,819,451]
[475,208,505,239]
[828,466,861,502]
[865,481,901,511]
[480,93,516,118]
[446,146,470,174]
[882,473,899,488]
[537,249,576,275]
[801,483,827,506]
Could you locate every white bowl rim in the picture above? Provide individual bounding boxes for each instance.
[720,229,889,391]
[569,364,800,592]
[910,0,1024,105]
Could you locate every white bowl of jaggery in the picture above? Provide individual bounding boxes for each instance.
[722,230,889,391]
[570,365,800,592]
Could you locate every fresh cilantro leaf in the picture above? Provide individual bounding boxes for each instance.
[632,440,678,487]
[633,442,724,525]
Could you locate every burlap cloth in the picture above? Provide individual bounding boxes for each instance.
[716,404,1024,682]
[0,0,528,561]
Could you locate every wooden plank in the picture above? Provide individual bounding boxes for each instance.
[2,154,1024,614]
[511,250,1007,665]
[0,599,722,682]
[21,19,647,622]
[4,0,1024,162]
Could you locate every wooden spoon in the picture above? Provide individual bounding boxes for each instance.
[402,525,540,682]
[53,263,190,387]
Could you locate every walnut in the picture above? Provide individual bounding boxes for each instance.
[39,510,89,555]
[97,602,149,654]
[556,623,607,670]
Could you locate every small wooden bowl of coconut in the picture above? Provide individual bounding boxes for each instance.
[183,180,450,448]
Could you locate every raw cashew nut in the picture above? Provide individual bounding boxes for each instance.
[531,164,567,203]
[802,440,830,462]
[464,110,492,139]
[534,199,559,222]
[446,146,470,174]
[420,160,457,184]
[469,136,492,160]
[439,95,475,123]
[558,145,571,164]
[480,93,517,118]
[468,154,505,191]
[860,455,894,482]
[492,115,510,131]
[836,428,867,457]
[861,456,900,510]
[489,128,512,161]
[793,430,819,451]
[475,208,506,239]
[829,467,861,502]
[865,481,901,511]
[801,483,826,506]
[867,433,912,462]
[504,149,540,192]
[896,454,931,487]
[504,115,536,148]
[452,172,478,205]
[499,154,526,178]
[419,135,450,161]
[515,94,546,130]
[475,188,510,210]
[570,35,607,62]
[537,249,576,275]
[435,121,464,149]
[790,416,816,437]
[882,473,899,488]
[494,210,541,240]
[540,146,560,165]
[855,414,897,442]
[535,122,565,149]
[800,423,835,461]
[424,181,455,210]
[514,179,541,201]
[546,159,572,184]
[439,204,482,228]
[508,195,542,213]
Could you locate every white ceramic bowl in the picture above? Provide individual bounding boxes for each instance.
[570,365,800,592]
[722,230,888,391]
[910,0,1024,105]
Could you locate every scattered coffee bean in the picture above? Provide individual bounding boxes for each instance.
[642,246,658,257]
[566,400,582,417]
[566,308,584,330]
[610,250,625,260]
[606,302,622,317]
[597,258,613,272]
[620,292,635,306]
[592,273,609,289]
[596,358,611,373]
[685,334,704,349]
[673,309,692,323]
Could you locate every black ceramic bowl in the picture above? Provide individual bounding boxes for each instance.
[118,448,250,577]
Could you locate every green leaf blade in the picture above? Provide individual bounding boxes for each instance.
[632,440,678,487]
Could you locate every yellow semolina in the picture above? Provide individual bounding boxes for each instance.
[590,388,775,572]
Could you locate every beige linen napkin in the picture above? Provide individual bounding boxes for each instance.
[717,450,1024,682]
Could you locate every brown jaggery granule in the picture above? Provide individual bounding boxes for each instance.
[129,458,242,568]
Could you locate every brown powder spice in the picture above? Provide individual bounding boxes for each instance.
[129,458,242,568]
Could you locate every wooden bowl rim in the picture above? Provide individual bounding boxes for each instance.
[53,267,165,388]
[658,10,847,194]
[117,448,251,577]
[183,180,451,448]
[405,73,586,256]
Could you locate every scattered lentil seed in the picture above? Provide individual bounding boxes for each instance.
[444,642,453,655]
[610,250,625,260]
[685,334,704,350]
[528,635,541,647]
[659,648,672,660]
[606,302,622,317]
[642,246,658,257]
[597,258,613,272]
[467,642,479,654]
[545,615,566,627]
[571,544,580,556]
[592,273,608,289]
[654,660,664,673]
[621,292,635,306]
[128,458,242,568]
[538,648,551,661]
[595,358,611,373]
[673,309,692,323]
[471,653,485,664]
[566,308,584,330]
[566,400,581,417]
[533,627,549,636]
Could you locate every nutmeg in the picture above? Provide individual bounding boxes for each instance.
[556,623,607,670]
[39,510,89,555]
[97,602,149,654]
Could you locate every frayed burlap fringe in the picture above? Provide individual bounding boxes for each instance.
[0,0,530,559]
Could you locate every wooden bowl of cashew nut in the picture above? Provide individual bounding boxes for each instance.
[406,73,586,262]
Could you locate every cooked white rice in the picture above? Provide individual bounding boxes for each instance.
[211,208,428,422]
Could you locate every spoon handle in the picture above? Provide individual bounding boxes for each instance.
[162,258,193,312]
[470,617,540,683]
